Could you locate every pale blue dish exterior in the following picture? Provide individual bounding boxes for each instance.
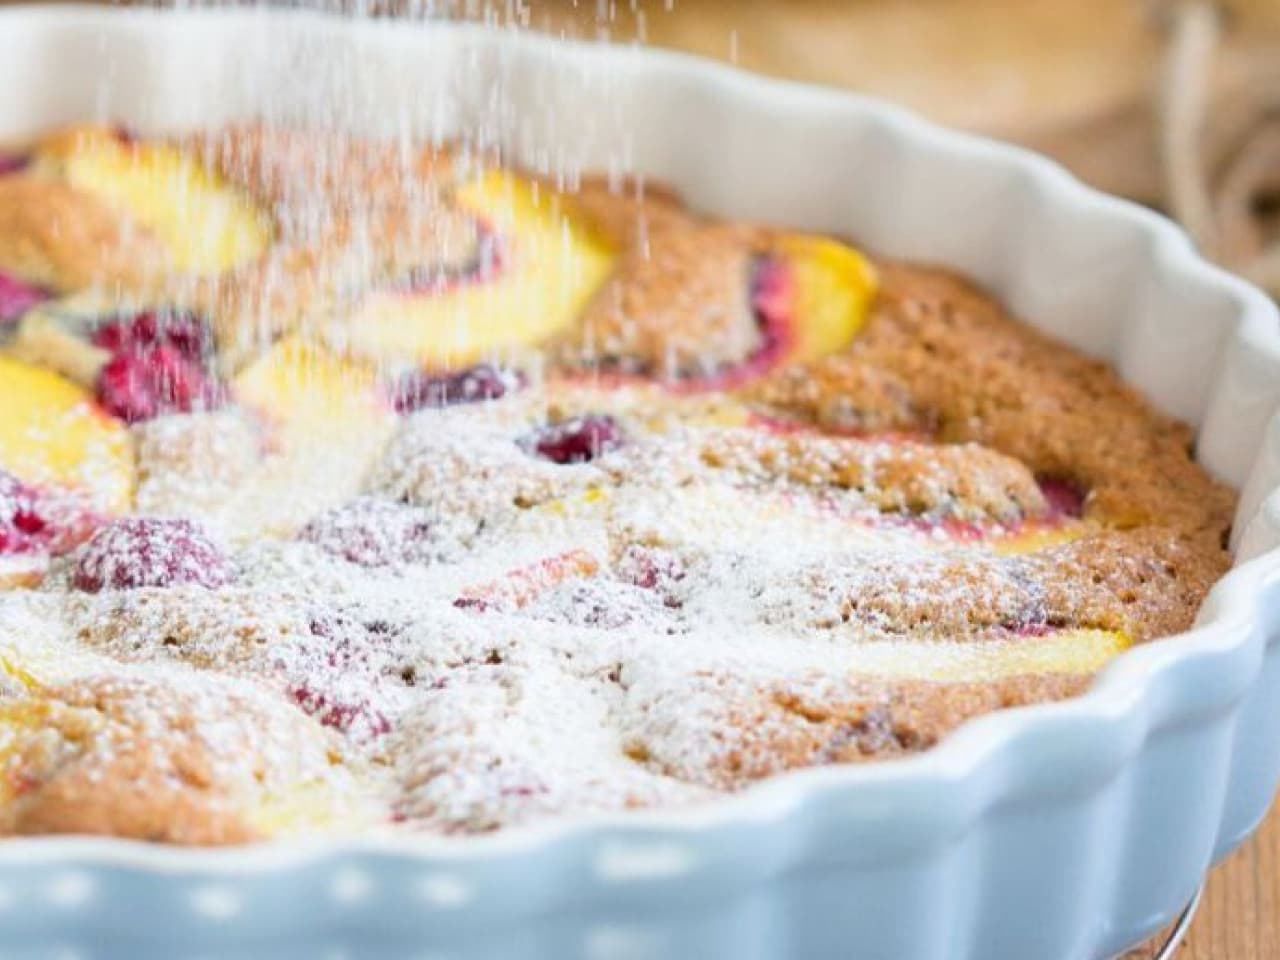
[0,8,1277,959]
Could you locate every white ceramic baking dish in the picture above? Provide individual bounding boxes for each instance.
[0,7,1278,960]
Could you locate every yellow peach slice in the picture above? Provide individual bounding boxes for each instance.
[455,549,602,611]
[0,355,134,513]
[248,777,381,840]
[764,234,878,363]
[0,556,46,590]
[234,338,388,437]
[633,483,923,556]
[0,632,115,692]
[845,628,1130,683]
[0,698,57,806]
[227,339,396,539]
[0,656,42,694]
[535,485,612,521]
[40,127,271,274]
[339,171,616,366]
[992,521,1088,556]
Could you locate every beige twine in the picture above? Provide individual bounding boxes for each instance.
[1158,0,1280,296]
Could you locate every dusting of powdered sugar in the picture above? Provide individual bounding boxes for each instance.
[0,370,1113,837]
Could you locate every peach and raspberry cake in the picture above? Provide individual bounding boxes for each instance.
[0,123,1233,842]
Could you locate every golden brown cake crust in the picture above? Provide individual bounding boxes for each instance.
[752,261,1235,543]
[2,673,350,845]
[184,125,484,368]
[0,177,163,292]
[0,124,1238,842]
[565,215,769,378]
[625,670,1091,791]
[747,259,1234,645]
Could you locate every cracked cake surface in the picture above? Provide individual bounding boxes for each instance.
[0,123,1234,843]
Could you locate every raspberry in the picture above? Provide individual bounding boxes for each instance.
[617,545,688,608]
[750,254,793,330]
[0,153,27,176]
[1038,477,1086,519]
[95,345,224,424]
[284,614,399,739]
[0,471,49,555]
[522,414,624,465]
[72,517,232,593]
[289,684,391,739]
[298,497,436,568]
[390,364,520,413]
[92,310,211,361]
[0,272,48,324]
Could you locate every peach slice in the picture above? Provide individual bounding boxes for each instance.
[337,170,616,366]
[657,233,877,393]
[0,699,57,806]
[247,780,381,840]
[842,628,1130,683]
[943,477,1089,555]
[0,631,113,694]
[540,377,756,436]
[38,126,272,275]
[835,513,1088,557]
[234,337,390,440]
[0,355,134,514]
[227,339,396,538]
[755,234,879,366]
[991,522,1086,556]
[724,422,1087,554]
[615,482,926,559]
[454,549,602,612]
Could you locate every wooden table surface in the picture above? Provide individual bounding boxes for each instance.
[1184,808,1280,959]
[1120,807,1280,958]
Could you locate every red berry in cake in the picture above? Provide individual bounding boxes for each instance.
[0,470,50,555]
[390,364,520,413]
[1038,477,1086,520]
[92,309,211,360]
[160,317,214,361]
[95,345,224,424]
[289,684,391,739]
[72,517,232,593]
[93,313,160,354]
[285,614,400,739]
[0,272,48,324]
[522,414,625,464]
[298,497,436,568]
[0,152,27,176]
[617,545,688,608]
[750,254,793,334]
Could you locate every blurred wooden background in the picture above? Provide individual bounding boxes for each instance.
[517,0,1280,204]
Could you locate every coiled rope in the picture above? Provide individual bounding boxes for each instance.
[1159,0,1280,296]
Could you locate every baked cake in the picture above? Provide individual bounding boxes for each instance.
[0,124,1234,842]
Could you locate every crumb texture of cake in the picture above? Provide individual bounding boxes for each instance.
[0,123,1235,843]
[0,670,366,844]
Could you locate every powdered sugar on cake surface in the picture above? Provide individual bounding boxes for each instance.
[0,127,1235,843]
[0,367,1222,840]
